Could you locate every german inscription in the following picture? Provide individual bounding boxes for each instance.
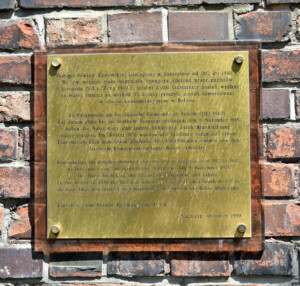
[47,52,251,239]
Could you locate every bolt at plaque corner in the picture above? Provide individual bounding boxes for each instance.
[51,58,61,68]
[234,55,244,64]
[51,225,61,234]
[237,224,247,233]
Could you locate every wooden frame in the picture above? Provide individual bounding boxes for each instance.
[34,42,263,254]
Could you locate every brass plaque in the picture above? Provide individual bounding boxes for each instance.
[47,52,251,239]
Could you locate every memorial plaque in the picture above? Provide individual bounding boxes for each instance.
[47,51,252,239]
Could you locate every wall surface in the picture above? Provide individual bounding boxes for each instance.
[0,0,299,285]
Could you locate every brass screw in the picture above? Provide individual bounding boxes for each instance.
[237,224,247,233]
[51,58,61,68]
[234,55,244,64]
[51,225,61,235]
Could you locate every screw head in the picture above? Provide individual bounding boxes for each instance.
[51,58,61,68]
[237,223,247,233]
[234,55,244,64]
[51,225,60,234]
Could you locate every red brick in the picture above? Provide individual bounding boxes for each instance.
[20,0,135,8]
[50,253,102,278]
[46,18,103,45]
[0,205,3,235]
[0,167,30,198]
[0,19,38,50]
[264,202,300,236]
[169,12,229,41]
[108,12,163,43]
[9,205,33,239]
[262,50,300,83]
[0,0,15,10]
[171,253,230,277]
[0,56,32,85]
[0,128,17,160]
[262,164,294,197]
[108,253,166,276]
[296,92,300,119]
[234,242,293,275]
[0,248,42,278]
[262,89,290,119]
[267,127,300,159]
[0,91,30,122]
[236,12,291,42]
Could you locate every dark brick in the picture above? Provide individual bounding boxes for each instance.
[0,19,39,50]
[50,252,102,278]
[296,92,300,119]
[20,0,135,8]
[262,164,294,197]
[171,253,230,277]
[108,253,166,277]
[169,12,229,41]
[0,128,17,160]
[46,18,103,45]
[234,242,293,275]
[262,50,300,83]
[0,248,43,278]
[262,89,290,119]
[22,127,31,160]
[0,167,30,198]
[0,91,31,122]
[9,205,33,239]
[108,12,163,43]
[237,12,291,42]
[0,0,15,10]
[0,56,32,85]
[267,127,300,159]
[264,202,300,236]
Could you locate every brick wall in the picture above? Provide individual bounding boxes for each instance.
[0,0,299,285]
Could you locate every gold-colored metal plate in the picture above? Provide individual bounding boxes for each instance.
[47,52,251,239]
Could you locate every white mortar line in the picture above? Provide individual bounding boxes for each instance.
[162,8,168,43]
[290,90,296,120]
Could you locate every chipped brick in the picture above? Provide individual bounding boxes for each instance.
[0,128,17,160]
[9,205,33,239]
[0,167,30,198]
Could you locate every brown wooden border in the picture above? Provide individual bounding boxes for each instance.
[34,42,263,254]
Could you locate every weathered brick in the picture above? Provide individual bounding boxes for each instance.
[0,91,31,122]
[264,202,300,236]
[297,16,300,41]
[267,127,300,159]
[296,92,300,119]
[22,127,31,160]
[0,167,30,198]
[169,12,229,41]
[171,253,230,277]
[143,0,259,4]
[46,18,103,45]
[237,12,291,42]
[262,50,300,83]
[0,56,32,85]
[20,0,135,8]
[0,128,17,160]
[108,253,166,276]
[50,252,102,278]
[108,12,163,43]
[262,89,290,119]
[9,205,33,239]
[0,0,15,10]
[0,205,3,235]
[234,242,293,275]
[0,248,42,278]
[262,164,294,197]
[0,19,39,50]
